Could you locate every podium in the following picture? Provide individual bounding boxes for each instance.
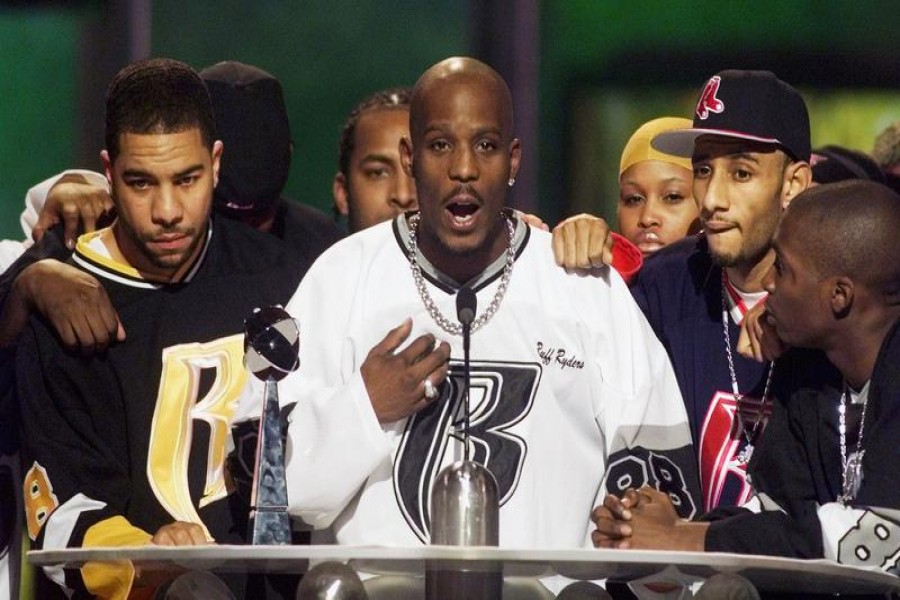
[28,545,900,596]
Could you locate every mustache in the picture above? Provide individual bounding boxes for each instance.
[443,185,483,205]
[701,211,738,227]
[141,226,194,241]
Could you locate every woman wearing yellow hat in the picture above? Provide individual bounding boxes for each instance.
[618,117,700,255]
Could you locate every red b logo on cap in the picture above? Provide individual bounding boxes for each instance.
[696,76,725,120]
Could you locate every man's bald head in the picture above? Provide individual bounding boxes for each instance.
[780,180,900,301]
[399,56,521,284]
[409,57,515,142]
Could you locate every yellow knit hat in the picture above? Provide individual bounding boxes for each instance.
[619,117,694,176]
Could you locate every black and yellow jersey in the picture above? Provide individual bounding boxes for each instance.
[18,216,308,599]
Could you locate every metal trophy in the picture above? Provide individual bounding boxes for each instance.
[295,562,369,600]
[243,306,300,545]
[426,287,502,599]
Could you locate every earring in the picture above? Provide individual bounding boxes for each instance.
[508,177,516,188]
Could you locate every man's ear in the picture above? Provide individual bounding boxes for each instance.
[509,138,521,182]
[781,160,812,209]
[332,172,349,217]
[101,149,114,187]
[830,276,854,319]
[211,140,224,188]
[400,136,414,178]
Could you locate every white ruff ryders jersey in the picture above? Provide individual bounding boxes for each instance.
[278,213,699,548]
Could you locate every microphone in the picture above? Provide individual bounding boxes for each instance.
[456,286,476,327]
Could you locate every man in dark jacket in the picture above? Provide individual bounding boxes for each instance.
[592,181,900,577]
[0,61,343,351]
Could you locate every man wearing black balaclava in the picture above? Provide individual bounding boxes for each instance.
[200,61,344,257]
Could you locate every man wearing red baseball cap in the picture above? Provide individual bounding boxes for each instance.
[633,70,814,512]
[554,70,816,516]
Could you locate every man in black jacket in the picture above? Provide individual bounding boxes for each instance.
[18,57,306,600]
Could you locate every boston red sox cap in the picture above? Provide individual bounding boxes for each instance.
[652,70,811,163]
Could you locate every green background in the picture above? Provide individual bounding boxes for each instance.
[1,1,897,240]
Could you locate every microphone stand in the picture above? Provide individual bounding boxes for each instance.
[426,287,500,600]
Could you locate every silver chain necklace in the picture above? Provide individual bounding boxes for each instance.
[407,212,515,336]
[721,272,774,464]
[837,384,869,505]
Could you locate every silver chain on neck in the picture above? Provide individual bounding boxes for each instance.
[407,212,515,336]
[838,384,869,505]
[721,272,774,462]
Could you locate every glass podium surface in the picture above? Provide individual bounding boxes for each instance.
[29,545,900,596]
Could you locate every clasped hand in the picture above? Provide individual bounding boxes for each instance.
[591,487,707,552]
